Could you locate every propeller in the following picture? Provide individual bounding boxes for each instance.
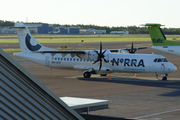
[93,42,108,71]
[129,42,136,53]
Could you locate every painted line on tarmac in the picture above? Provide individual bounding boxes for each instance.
[134,108,180,119]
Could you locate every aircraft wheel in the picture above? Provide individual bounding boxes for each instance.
[162,76,167,81]
[100,74,107,76]
[83,72,91,78]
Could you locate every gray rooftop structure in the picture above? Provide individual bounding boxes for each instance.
[0,48,84,120]
[60,97,110,114]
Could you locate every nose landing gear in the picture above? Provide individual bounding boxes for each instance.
[161,74,168,81]
[162,76,167,80]
[155,73,168,81]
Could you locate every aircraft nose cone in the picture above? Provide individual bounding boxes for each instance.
[170,64,177,72]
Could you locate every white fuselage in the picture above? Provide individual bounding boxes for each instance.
[152,46,180,56]
[14,52,177,74]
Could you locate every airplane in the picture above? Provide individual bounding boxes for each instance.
[48,29,60,34]
[142,23,180,56]
[13,23,177,80]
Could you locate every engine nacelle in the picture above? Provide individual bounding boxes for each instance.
[118,49,130,54]
[77,50,109,61]
[77,51,98,61]
[88,51,99,61]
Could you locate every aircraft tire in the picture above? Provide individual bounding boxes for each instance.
[162,76,167,81]
[100,74,107,76]
[83,72,91,78]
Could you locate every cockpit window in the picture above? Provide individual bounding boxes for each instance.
[154,58,168,62]
[162,58,168,62]
[154,58,157,62]
[158,58,162,62]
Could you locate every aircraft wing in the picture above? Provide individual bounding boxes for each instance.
[37,46,147,54]
[36,50,86,57]
[36,51,86,54]
[110,47,147,53]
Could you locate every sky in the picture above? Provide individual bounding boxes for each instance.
[1,0,180,28]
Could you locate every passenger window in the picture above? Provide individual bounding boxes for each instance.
[80,59,82,61]
[70,58,72,61]
[73,58,76,61]
[55,57,57,60]
[64,58,66,61]
[77,58,79,61]
[84,59,86,62]
[67,58,69,61]
[154,58,157,62]
[61,58,63,61]
[58,58,60,60]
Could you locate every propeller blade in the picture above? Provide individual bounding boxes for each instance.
[103,58,108,63]
[99,60,102,71]
[100,41,102,55]
[129,42,135,53]
[94,50,98,54]
[93,59,99,64]
[93,42,107,71]
[131,42,133,52]
[102,49,106,54]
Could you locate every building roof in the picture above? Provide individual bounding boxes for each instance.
[0,48,84,120]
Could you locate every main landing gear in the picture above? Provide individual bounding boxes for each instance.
[100,74,107,76]
[83,71,91,78]
[83,70,108,78]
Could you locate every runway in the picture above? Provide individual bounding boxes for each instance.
[4,41,180,120]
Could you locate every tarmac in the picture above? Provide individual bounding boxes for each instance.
[4,41,180,120]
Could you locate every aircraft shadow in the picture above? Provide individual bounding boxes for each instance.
[77,77,180,97]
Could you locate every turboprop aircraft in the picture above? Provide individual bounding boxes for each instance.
[48,29,60,34]
[142,23,180,56]
[13,23,177,80]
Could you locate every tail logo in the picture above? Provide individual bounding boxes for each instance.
[25,34,41,51]
[152,38,164,43]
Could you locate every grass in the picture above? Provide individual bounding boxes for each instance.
[3,49,21,52]
[0,34,180,44]
[0,38,152,43]
[1,34,180,52]
[0,39,19,43]
[1,34,180,38]
[0,34,149,38]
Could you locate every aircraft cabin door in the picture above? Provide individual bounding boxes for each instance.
[161,62,167,72]
[45,56,49,66]
[153,58,168,72]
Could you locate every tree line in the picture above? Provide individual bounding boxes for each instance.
[1,20,180,34]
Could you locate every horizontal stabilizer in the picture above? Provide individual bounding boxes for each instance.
[9,23,27,29]
[141,23,164,27]
[8,26,25,29]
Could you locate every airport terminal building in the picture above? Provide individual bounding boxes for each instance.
[0,23,106,34]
